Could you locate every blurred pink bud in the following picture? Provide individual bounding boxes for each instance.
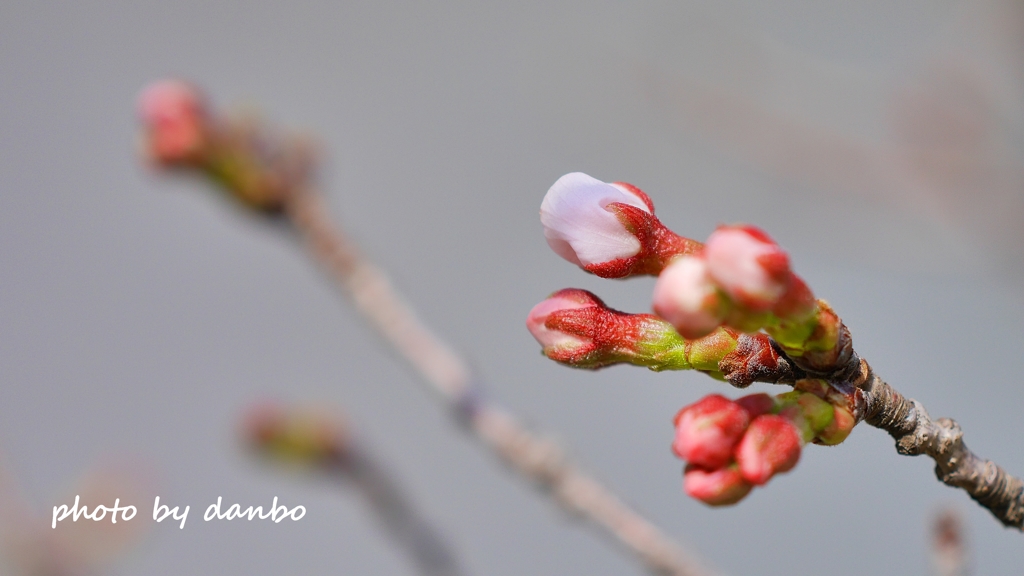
[672,394,750,469]
[241,401,348,462]
[683,464,752,506]
[138,79,207,164]
[540,172,652,269]
[526,288,600,358]
[704,225,792,311]
[735,414,802,485]
[652,255,725,339]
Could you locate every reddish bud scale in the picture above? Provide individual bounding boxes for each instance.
[609,182,655,211]
[543,306,644,363]
[584,201,702,278]
[717,332,796,388]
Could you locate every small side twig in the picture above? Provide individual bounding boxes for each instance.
[245,404,467,576]
[341,445,467,576]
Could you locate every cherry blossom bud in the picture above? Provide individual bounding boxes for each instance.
[526,288,597,358]
[704,225,792,311]
[527,288,693,370]
[138,79,208,165]
[672,394,750,469]
[735,414,802,485]
[652,255,727,339]
[683,463,752,506]
[540,173,699,278]
[242,402,348,463]
[541,172,648,266]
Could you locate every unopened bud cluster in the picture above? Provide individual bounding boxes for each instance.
[530,172,858,506]
[673,390,854,505]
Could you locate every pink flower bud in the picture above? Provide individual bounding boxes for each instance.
[138,79,208,165]
[704,225,792,311]
[652,255,726,339]
[683,464,752,506]
[527,288,691,369]
[540,173,701,278]
[540,172,652,267]
[735,414,802,485]
[526,288,600,359]
[672,394,750,469]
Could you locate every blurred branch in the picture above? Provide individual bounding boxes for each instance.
[244,404,467,576]
[139,80,716,576]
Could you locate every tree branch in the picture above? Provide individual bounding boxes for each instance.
[283,188,717,576]
[851,360,1024,529]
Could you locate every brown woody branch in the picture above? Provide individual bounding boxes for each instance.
[850,359,1024,529]
[727,315,1024,530]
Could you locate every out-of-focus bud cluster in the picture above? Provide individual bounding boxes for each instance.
[242,402,349,465]
[672,390,855,506]
[540,173,701,278]
[138,79,316,213]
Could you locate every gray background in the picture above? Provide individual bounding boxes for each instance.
[1,1,1023,574]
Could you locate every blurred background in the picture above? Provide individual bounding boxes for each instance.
[1,0,1022,574]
